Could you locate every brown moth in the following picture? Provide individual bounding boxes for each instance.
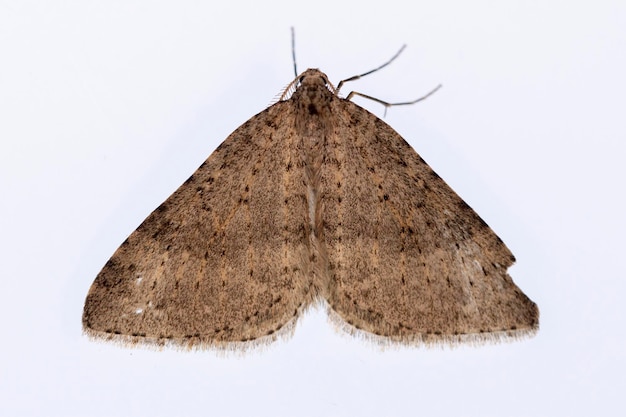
[83,49,538,350]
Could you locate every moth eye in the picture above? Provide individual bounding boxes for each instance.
[299,76,305,83]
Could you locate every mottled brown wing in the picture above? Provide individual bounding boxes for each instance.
[321,100,539,344]
[83,102,312,347]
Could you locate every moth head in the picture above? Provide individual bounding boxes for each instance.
[280,69,337,101]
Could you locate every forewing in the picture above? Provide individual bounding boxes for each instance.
[83,102,311,347]
[322,100,539,343]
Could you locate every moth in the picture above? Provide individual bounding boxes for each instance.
[83,44,538,349]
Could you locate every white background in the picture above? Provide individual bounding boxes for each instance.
[1,1,624,416]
